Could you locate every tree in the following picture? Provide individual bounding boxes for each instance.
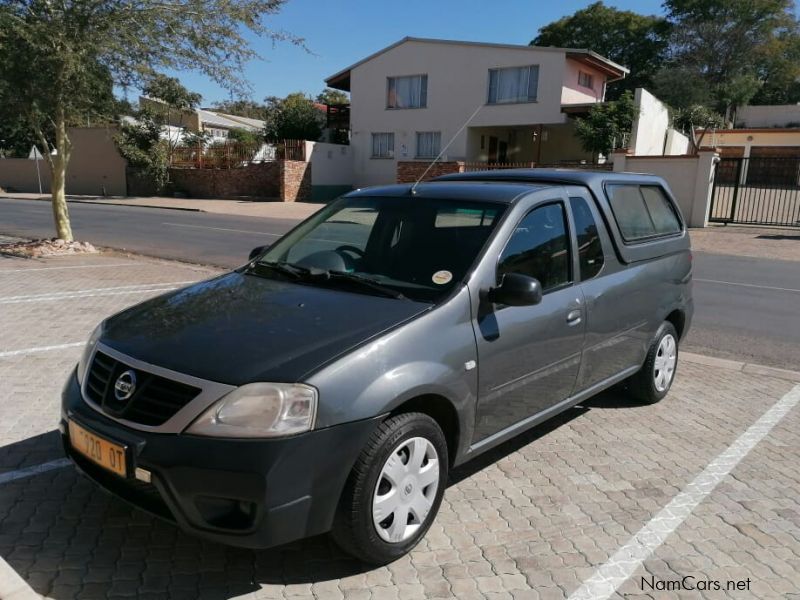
[263,93,323,142]
[142,74,202,124]
[672,105,725,153]
[0,0,301,242]
[227,128,264,145]
[114,113,169,191]
[316,88,350,106]
[662,0,800,117]
[211,99,268,120]
[574,91,638,158]
[531,2,670,98]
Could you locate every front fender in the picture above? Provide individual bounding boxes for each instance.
[307,287,478,464]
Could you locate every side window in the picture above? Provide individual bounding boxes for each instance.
[641,186,681,235]
[498,202,571,292]
[569,196,605,280]
[606,184,682,242]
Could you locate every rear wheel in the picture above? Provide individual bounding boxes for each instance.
[331,412,448,564]
[628,321,679,404]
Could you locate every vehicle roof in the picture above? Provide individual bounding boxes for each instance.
[434,168,666,186]
[345,181,553,204]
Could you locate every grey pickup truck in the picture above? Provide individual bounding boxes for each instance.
[61,169,693,564]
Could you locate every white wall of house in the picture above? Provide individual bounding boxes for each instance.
[304,141,354,200]
[629,88,690,156]
[347,40,612,187]
[664,128,690,155]
[736,104,800,128]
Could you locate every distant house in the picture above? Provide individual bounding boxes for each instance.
[696,105,800,160]
[325,37,628,187]
[139,96,265,143]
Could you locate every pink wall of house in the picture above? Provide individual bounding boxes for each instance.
[561,59,606,105]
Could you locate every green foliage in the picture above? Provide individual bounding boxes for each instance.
[532,1,670,98]
[662,0,799,114]
[227,128,264,145]
[574,91,638,157]
[316,88,350,106]
[0,0,300,238]
[211,100,267,120]
[114,113,169,190]
[143,75,202,111]
[672,105,725,134]
[181,130,213,148]
[263,93,323,142]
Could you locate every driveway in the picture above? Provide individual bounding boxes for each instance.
[1,251,800,599]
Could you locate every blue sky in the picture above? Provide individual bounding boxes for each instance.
[150,0,665,106]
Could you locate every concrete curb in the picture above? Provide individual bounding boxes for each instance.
[73,199,203,212]
[2,194,205,212]
[682,351,800,383]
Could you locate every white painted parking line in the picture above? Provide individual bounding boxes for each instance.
[163,222,282,236]
[0,281,196,305]
[0,556,40,600]
[0,458,71,486]
[568,383,800,600]
[0,461,72,598]
[0,342,84,358]
[694,278,800,294]
[0,263,136,273]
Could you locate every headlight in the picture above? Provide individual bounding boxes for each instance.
[186,382,318,438]
[76,322,103,386]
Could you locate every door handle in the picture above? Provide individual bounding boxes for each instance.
[566,309,582,326]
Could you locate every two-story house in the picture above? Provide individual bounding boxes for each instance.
[325,37,627,187]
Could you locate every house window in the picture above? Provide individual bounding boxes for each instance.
[371,132,394,158]
[416,131,441,158]
[387,75,428,109]
[488,65,539,104]
[578,71,594,89]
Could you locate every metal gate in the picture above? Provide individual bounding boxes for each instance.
[709,156,800,226]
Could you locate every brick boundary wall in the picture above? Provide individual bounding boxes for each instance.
[397,161,466,183]
[279,160,312,202]
[167,162,280,199]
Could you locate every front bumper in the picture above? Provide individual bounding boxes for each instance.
[61,370,380,549]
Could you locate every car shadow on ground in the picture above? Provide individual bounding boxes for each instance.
[1,389,639,598]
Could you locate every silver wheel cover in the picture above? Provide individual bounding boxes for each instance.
[654,333,677,392]
[372,437,440,543]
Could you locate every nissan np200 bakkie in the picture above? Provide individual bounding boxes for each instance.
[62,169,693,564]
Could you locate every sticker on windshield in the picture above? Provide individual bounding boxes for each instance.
[432,270,453,285]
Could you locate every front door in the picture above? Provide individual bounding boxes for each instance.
[472,200,585,442]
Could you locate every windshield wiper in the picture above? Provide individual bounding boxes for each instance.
[327,271,406,299]
[248,261,315,280]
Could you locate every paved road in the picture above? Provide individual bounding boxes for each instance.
[687,251,800,371]
[3,197,800,369]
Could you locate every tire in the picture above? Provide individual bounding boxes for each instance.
[331,412,448,565]
[628,321,679,404]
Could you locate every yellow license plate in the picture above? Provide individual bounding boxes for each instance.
[68,420,127,477]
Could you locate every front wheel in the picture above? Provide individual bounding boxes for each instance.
[628,321,679,404]
[331,412,448,564]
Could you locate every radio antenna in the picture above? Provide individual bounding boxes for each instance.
[411,103,484,193]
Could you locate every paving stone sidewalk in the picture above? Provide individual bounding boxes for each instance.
[1,252,799,599]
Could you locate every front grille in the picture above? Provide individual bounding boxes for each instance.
[85,351,201,426]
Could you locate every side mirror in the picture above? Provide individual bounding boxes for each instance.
[249,245,270,261]
[487,273,543,306]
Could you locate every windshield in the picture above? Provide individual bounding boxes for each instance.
[252,196,507,302]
